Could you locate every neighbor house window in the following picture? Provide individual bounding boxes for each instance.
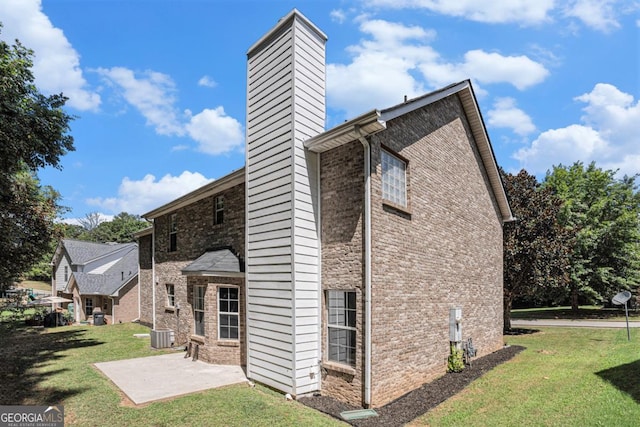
[327,290,356,366]
[166,284,175,307]
[85,298,94,316]
[194,285,205,336]
[64,266,68,282]
[169,213,177,252]
[381,149,407,207]
[218,287,239,340]
[214,195,224,225]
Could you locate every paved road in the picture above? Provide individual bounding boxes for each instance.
[512,319,640,328]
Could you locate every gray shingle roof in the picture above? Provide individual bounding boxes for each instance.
[182,249,243,275]
[63,239,136,265]
[71,244,138,296]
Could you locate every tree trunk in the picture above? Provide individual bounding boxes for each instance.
[503,296,512,332]
[571,286,579,313]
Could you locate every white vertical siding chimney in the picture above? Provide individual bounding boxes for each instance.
[245,9,326,396]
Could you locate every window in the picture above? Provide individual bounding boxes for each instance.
[166,284,175,307]
[327,290,356,366]
[85,298,94,316]
[64,266,68,282]
[381,149,407,207]
[194,285,205,336]
[214,195,224,225]
[218,287,239,340]
[169,213,177,252]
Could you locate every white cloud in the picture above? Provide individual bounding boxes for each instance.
[198,75,217,88]
[515,84,640,176]
[327,18,548,117]
[95,67,185,136]
[368,0,555,25]
[185,107,244,155]
[0,0,100,111]
[563,0,621,32]
[460,50,550,90]
[330,9,347,24]
[86,171,213,215]
[488,97,536,136]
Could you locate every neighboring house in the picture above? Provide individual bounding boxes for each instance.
[52,239,140,324]
[137,9,513,408]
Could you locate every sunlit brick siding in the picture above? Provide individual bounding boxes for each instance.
[319,94,504,407]
[150,182,246,365]
[319,140,365,405]
[368,94,504,406]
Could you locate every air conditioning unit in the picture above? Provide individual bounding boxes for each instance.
[151,329,174,348]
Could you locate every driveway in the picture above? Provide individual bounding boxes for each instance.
[95,352,247,405]
[512,319,640,328]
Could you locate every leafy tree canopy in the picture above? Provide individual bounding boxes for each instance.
[502,169,572,330]
[543,162,640,310]
[1,26,74,288]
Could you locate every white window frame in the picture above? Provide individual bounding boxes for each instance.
[194,285,205,336]
[214,195,224,225]
[381,149,407,207]
[85,298,94,316]
[327,290,357,366]
[64,266,68,282]
[166,284,175,307]
[218,286,239,340]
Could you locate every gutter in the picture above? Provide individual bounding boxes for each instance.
[152,221,157,330]
[356,126,373,408]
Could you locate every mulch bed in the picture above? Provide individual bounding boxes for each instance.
[299,344,525,426]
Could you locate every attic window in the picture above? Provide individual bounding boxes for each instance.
[381,149,407,207]
[214,195,224,225]
[169,213,177,252]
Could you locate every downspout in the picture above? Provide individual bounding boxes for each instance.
[152,221,157,330]
[356,126,372,408]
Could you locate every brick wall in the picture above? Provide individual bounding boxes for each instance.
[114,277,139,323]
[320,140,366,406]
[138,233,153,327]
[368,94,504,406]
[319,94,505,407]
[150,183,246,365]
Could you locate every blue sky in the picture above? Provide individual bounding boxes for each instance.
[1,0,638,222]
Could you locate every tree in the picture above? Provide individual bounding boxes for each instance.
[91,212,149,243]
[0,27,74,288]
[0,170,65,286]
[543,162,640,311]
[502,169,571,331]
[77,211,103,231]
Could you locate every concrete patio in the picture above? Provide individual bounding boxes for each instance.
[95,352,248,404]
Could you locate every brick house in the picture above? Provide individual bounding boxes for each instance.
[52,239,139,324]
[138,9,513,408]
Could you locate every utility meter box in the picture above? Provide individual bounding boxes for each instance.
[449,307,462,342]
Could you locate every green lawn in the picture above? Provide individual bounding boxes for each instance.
[17,280,52,292]
[2,319,639,426]
[0,321,341,426]
[412,327,640,427]
[512,305,640,322]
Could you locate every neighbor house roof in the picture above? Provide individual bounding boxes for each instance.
[61,239,137,266]
[182,249,244,277]
[304,79,514,223]
[71,244,139,296]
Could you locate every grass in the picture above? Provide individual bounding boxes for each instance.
[412,327,640,427]
[0,321,341,426]
[2,317,639,426]
[17,280,52,292]
[512,305,640,322]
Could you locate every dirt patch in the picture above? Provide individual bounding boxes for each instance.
[299,345,525,426]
